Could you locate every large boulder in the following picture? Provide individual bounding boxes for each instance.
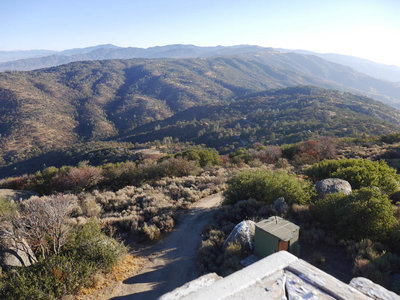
[274,197,288,215]
[315,178,352,197]
[0,239,37,267]
[223,220,255,251]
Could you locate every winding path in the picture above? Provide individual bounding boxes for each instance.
[110,193,223,299]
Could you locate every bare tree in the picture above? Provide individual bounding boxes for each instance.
[0,194,75,261]
[0,199,37,265]
[318,137,337,160]
[265,145,282,163]
[20,194,75,258]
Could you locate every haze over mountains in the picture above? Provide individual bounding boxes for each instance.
[1,44,400,84]
[0,44,265,71]
[283,49,400,82]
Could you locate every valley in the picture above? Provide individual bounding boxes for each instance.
[1,53,400,177]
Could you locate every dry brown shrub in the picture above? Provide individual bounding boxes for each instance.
[72,170,227,240]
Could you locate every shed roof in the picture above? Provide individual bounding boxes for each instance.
[256,216,299,241]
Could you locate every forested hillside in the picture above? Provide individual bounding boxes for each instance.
[121,86,400,148]
[1,55,400,175]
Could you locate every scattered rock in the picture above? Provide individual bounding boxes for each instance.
[224,220,256,251]
[315,178,352,197]
[274,197,288,215]
[350,277,400,299]
[0,239,37,267]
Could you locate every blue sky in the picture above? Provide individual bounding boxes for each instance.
[1,0,399,66]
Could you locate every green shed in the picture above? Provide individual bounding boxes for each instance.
[254,216,299,258]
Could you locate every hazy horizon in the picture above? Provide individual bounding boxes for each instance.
[1,0,399,67]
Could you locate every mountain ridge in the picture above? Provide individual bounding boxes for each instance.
[1,44,400,84]
[282,49,400,82]
[1,55,400,174]
[0,44,267,71]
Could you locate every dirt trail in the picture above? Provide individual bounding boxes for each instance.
[109,193,223,299]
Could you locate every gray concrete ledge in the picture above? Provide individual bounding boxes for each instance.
[178,251,297,300]
[160,251,399,299]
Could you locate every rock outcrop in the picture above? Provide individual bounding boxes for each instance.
[224,220,256,251]
[274,197,288,215]
[0,239,37,267]
[315,178,352,197]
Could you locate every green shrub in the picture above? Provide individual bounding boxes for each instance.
[0,253,96,299]
[158,158,199,177]
[224,169,315,205]
[380,132,400,144]
[352,251,400,290]
[100,161,140,190]
[177,148,221,167]
[346,239,384,261]
[197,229,226,274]
[304,159,341,181]
[305,159,400,194]
[27,166,60,194]
[228,148,253,165]
[313,188,397,241]
[197,230,247,276]
[0,197,16,216]
[0,219,126,299]
[67,219,127,271]
[220,242,244,276]
[300,228,326,245]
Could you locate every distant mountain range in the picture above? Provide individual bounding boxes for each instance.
[0,49,57,63]
[1,44,400,83]
[281,49,400,82]
[0,44,266,72]
[1,54,400,176]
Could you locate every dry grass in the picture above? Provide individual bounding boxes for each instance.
[337,141,400,160]
[76,254,146,300]
[70,168,228,240]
